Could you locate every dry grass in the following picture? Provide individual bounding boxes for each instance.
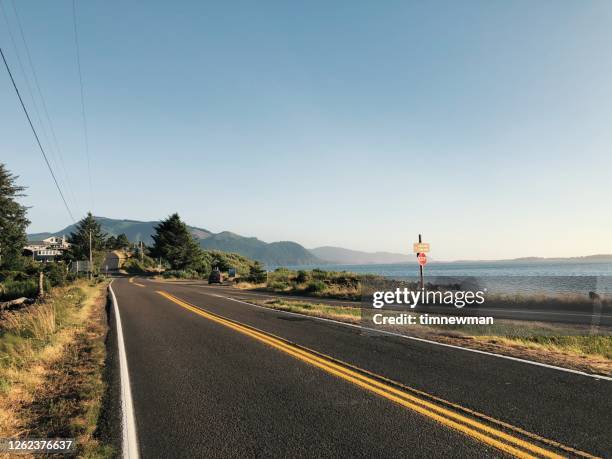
[475,335,612,360]
[0,280,113,457]
[256,299,361,323]
[235,281,266,290]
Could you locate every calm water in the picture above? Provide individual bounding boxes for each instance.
[278,260,612,277]
[275,260,612,294]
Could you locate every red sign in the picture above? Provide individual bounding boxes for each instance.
[417,253,427,266]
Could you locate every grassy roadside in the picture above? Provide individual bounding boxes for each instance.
[236,268,364,300]
[253,298,612,376]
[0,279,114,458]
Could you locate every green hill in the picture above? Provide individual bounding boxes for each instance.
[200,232,319,266]
[28,217,319,267]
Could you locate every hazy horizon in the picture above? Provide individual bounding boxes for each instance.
[3,1,612,260]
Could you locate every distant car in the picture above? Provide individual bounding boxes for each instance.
[208,269,222,284]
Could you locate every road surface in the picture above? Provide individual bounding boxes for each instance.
[110,276,611,458]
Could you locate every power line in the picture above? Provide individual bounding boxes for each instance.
[1,46,76,223]
[72,0,93,211]
[8,0,82,216]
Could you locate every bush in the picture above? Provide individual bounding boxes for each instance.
[0,279,39,301]
[268,281,290,291]
[162,269,200,279]
[305,280,327,293]
[311,269,328,280]
[296,270,309,284]
[43,263,68,287]
[0,270,30,283]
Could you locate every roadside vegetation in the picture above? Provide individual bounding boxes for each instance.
[237,267,369,300]
[254,298,361,323]
[0,280,112,457]
[0,163,114,456]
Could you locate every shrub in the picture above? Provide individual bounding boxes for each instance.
[305,280,327,293]
[296,270,309,283]
[268,281,290,291]
[0,278,39,301]
[311,269,328,280]
[43,263,68,287]
[162,269,200,279]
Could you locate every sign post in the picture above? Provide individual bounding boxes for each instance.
[413,234,430,289]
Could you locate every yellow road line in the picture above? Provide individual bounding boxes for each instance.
[156,290,596,459]
[129,277,145,287]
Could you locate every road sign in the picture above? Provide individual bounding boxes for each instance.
[413,242,430,253]
[417,253,427,266]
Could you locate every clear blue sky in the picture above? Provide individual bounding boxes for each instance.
[2,0,611,260]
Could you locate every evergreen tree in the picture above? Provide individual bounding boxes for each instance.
[106,235,117,250]
[150,213,201,270]
[67,212,107,261]
[0,163,30,269]
[248,262,267,283]
[116,233,130,249]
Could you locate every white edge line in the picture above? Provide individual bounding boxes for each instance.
[109,281,140,458]
[211,294,612,382]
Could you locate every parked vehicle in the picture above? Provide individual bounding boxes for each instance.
[208,269,222,284]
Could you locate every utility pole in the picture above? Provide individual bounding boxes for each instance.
[89,229,93,281]
[140,241,144,263]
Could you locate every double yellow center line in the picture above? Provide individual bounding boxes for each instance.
[156,290,598,459]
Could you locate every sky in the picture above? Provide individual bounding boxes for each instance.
[1,0,611,260]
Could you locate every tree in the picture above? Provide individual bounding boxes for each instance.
[67,212,107,262]
[116,233,130,249]
[248,262,267,283]
[0,163,30,269]
[106,235,117,250]
[150,213,202,270]
[106,233,130,250]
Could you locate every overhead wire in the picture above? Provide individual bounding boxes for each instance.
[1,46,76,223]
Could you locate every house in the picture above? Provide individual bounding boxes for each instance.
[42,236,71,249]
[24,235,71,262]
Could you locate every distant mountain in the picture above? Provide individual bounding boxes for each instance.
[201,232,319,266]
[310,246,413,265]
[509,254,612,263]
[443,254,612,263]
[28,217,319,266]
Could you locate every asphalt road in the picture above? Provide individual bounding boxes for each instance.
[111,277,611,458]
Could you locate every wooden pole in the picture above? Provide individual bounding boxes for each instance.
[38,271,44,298]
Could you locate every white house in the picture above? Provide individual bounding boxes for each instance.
[24,235,71,262]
